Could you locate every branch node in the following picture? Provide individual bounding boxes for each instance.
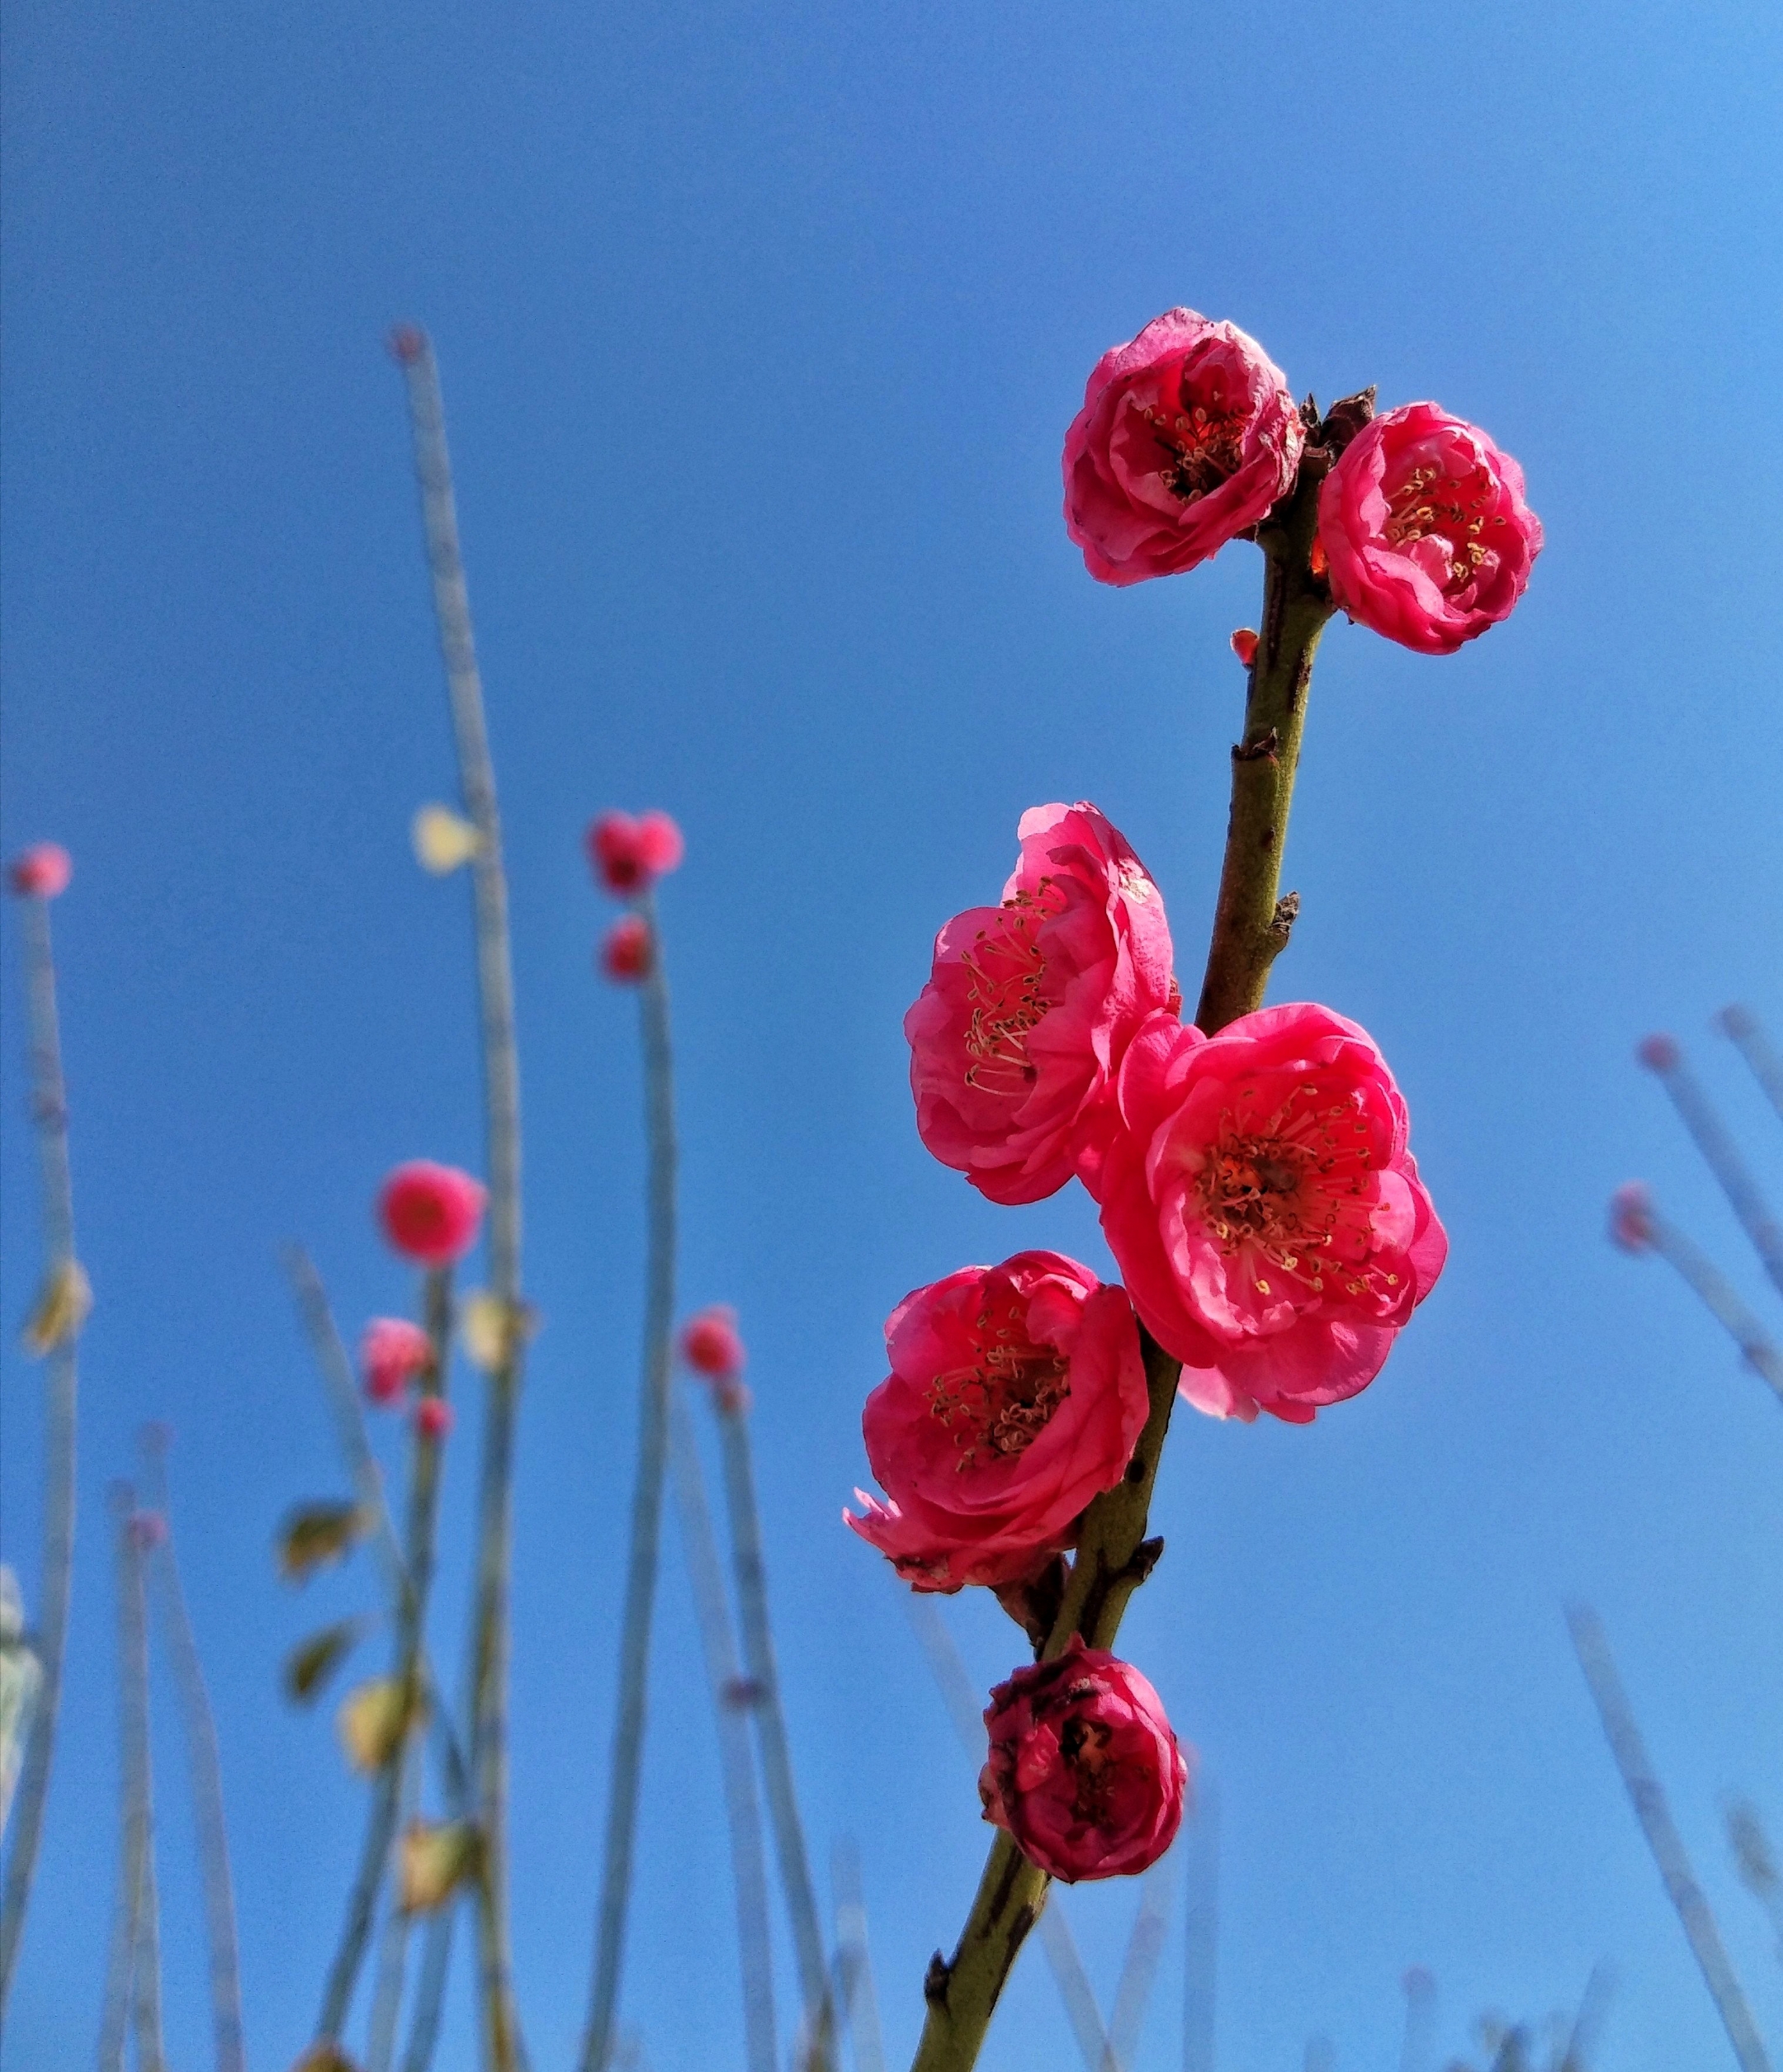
[1232,729,1279,764]
[923,1951,951,2006]
[1268,891,1301,947]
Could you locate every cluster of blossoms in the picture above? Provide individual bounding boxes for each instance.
[1063,305,1541,653]
[587,807,683,982]
[848,305,1512,1890]
[358,1159,489,1440]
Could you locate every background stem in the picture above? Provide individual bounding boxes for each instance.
[581,887,677,2072]
[396,329,527,2072]
[0,894,81,2008]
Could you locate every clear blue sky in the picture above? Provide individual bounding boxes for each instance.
[3,2,1781,2067]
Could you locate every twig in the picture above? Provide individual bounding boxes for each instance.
[1720,1007,1783,1127]
[668,1388,778,2072]
[583,885,678,2072]
[1398,1963,1435,2072]
[1566,1605,1772,2072]
[97,1493,143,2072]
[1101,1849,1173,2072]
[901,1596,1109,2072]
[832,1838,887,2072]
[1643,1040,1783,1299]
[367,1743,421,2072]
[1643,1208,1783,1407]
[398,1904,456,2072]
[712,1383,834,2071]
[0,892,82,2007]
[1181,1788,1219,2072]
[280,1243,471,1804]
[1557,1961,1615,2072]
[315,1270,454,2046]
[1724,1797,1783,1965]
[139,1431,247,2072]
[395,324,527,2072]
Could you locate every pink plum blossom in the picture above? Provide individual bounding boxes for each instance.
[845,1252,1150,1593]
[1098,1004,1447,1424]
[414,1397,454,1442]
[906,803,1177,1206]
[361,1317,433,1405]
[587,810,684,895]
[377,1161,488,1268]
[600,913,653,982]
[7,844,72,899]
[978,1640,1188,1882]
[1063,309,1304,587]
[1317,403,1541,655]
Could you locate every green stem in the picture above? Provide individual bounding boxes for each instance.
[397,329,527,2072]
[582,887,678,2072]
[315,1270,453,2045]
[0,895,80,2009]
[910,459,1336,2072]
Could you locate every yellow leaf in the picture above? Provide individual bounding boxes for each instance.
[282,1619,368,1705]
[398,1817,482,1912]
[458,1292,537,1373]
[21,1260,92,1355]
[276,1501,370,1585]
[336,1675,424,1774]
[411,805,482,874]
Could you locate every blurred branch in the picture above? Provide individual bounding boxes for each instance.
[1642,1206,1783,1407]
[1720,1007,1783,1128]
[1567,1605,1772,2072]
[833,1838,887,2072]
[712,1381,834,2072]
[395,324,527,2072]
[1182,1788,1220,2072]
[139,1431,247,2072]
[1643,1038,1783,1298]
[98,1487,164,2072]
[668,1387,778,2072]
[1102,1848,1173,2072]
[583,884,678,2072]
[0,892,83,2008]
[367,1745,422,2072]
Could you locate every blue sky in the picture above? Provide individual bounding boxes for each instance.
[3,2,1781,2067]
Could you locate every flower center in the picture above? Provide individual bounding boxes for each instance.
[927,1291,1071,1471]
[1382,461,1505,590]
[1059,1710,1119,1821]
[1142,392,1246,504]
[960,878,1066,1099]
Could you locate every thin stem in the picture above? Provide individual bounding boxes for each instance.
[139,1437,247,2072]
[582,887,678,2072]
[1644,1209,1783,1407]
[912,452,1335,2072]
[366,1743,421,2072]
[1181,1787,1219,2072]
[0,895,81,2008]
[1101,1852,1172,2072]
[832,1838,887,2072]
[1646,1046,1783,1299]
[1567,1605,1772,2072]
[714,1392,833,2072]
[396,327,526,2072]
[668,1388,778,2072]
[398,1904,456,2072]
[315,1270,454,2045]
[97,1493,143,2072]
[1720,1006,1783,1127]
[280,1244,471,1805]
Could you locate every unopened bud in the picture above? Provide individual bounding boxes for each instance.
[1636,1032,1681,1072]
[1230,628,1259,668]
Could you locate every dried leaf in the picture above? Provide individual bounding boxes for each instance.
[411,805,482,874]
[283,1619,368,1705]
[21,1259,92,1355]
[276,1501,370,1585]
[398,1816,482,1912]
[336,1674,423,1773]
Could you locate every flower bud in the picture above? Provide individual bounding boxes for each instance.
[377,1161,487,1267]
[681,1304,745,1379]
[360,1317,432,1405]
[1229,628,1259,667]
[978,1640,1188,1882]
[1636,1033,1681,1073]
[7,844,72,899]
[1608,1181,1655,1254]
[414,1397,453,1442]
[587,810,684,895]
[600,914,653,982]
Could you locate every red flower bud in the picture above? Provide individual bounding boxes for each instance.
[414,1397,454,1442]
[681,1305,745,1379]
[8,844,72,899]
[979,1640,1188,1882]
[1636,1033,1681,1073]
[587,810,683,896]
[1608,1181,1655,1254]
[1229,628,1259,667]
[600,914,653,982]
[361,1317,432,1405]
[377,1161,488,1267]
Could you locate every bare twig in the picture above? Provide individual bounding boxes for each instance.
[0,892,82,2007]
[1720,1007,1783,1127]
[1101,1849,1173,2072]
[1642,1208,1783,1407]
[668,1386,778,2072]
[395,325,527,2072]
[712,1384,834,2071]
[833,1838,887,2072]
[367,1744,422,2072]
[583,885,679,2072]
[139,1430,247,2072]
[98,1488,164,2072]
[1399,1964,1435,2072]
[1642,1038,1783,1298]
[1182,1788,1220,2072]
[1567,1605,1772,2072]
